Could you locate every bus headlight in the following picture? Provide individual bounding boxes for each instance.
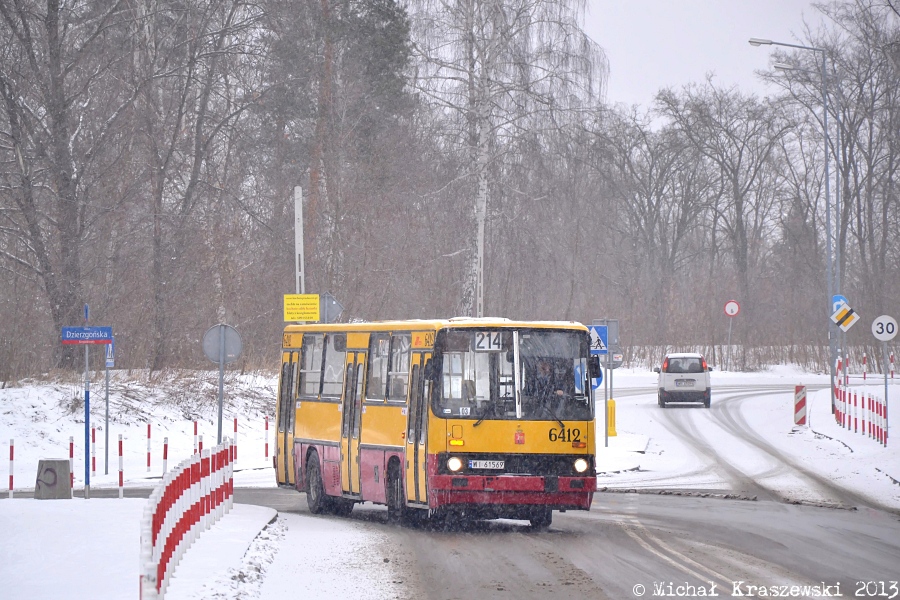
[447,456,463,472]
[574,458,589,473]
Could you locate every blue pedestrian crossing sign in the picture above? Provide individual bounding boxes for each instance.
[589,325,608,355]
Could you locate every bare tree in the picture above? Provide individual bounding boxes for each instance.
[0,0,145,368]
[656,82,791,344]
[407,0,606,316]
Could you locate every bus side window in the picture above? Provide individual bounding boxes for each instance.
[299,334,324,398]
[288,352,299,432]
[407,364,420,441]
[367,334,389,400]
[387,334,411,402]
[321,334,346,400]
[278,357,294,433]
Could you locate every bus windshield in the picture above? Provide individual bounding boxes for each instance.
[434,328,593,422]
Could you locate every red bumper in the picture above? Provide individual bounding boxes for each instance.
[429,474,595,509]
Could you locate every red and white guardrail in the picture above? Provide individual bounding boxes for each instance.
[835,355,888,447]
[139,439,234,599]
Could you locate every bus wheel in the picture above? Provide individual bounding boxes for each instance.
[529,508,552,530]
[306,451,329,515]
[386,463,405,525]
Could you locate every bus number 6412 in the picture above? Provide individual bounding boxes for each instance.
[549,427,580,443]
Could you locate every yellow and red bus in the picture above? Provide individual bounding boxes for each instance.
[274,318,600,528]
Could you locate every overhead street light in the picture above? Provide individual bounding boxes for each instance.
[749,37,839,412]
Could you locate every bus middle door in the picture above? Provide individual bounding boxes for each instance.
[341,351,365,496]
[405,352,430,504]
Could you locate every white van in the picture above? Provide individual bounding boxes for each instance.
[653,352,712,408]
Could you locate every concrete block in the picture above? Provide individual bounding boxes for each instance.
[34,459,71,499]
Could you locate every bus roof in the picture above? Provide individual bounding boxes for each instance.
[283,318,589,334]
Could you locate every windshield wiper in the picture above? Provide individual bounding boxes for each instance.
[542,401,565,429]
[473,399,499,427]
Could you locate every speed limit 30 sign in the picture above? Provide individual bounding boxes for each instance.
[872,315,898,342]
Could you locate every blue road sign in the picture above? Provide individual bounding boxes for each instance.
[589,325,608,355]
[105,338,115,367]
[61,326,113,345]
[832,294,848,314]
[592,368,604,390]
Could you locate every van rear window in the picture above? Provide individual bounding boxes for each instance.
[664,358,704,374]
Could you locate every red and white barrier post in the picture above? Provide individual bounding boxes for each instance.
[193,421,198,455]
[147,423,151,473]
[162,437,168,475]
[140,439,234,599]
[118,434,124,499]
[233,418,238,461]
[863,394,868,438]
[853,390,858,433]
[834,357,843,425]
[265,415,269,459]
[198,434,203,455]
[863,353,867,381]
[91,427,96,474]
[794,385,807,426]
[8,439,13,499]
[69,436,74,496]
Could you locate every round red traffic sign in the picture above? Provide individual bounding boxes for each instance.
[724,300,740,317]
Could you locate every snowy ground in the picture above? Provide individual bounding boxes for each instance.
[596,366,900,509]
[0,365,897,599]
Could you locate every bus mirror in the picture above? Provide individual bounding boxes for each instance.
[424,360,439,381]
[589,356,602,379]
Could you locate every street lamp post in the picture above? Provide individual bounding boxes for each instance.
[750,38,838,411]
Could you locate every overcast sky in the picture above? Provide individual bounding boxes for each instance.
[583,0,827,107]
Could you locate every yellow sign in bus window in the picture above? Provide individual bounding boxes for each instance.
[412,331,435,348]
[284,294,320,322]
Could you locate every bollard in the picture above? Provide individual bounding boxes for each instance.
[265,415,269,459]
[853,390,858,434]
[863,353,867,382]
[863,394,868,438]
[794,385,807,426]
[193,421,198,455]
[233,418,238,460]
[199,434,203,455]
[34,459,71,499]
[607,399,617,437]
[8,439,13,499]
[147,423,151,472]
[69,436,74,497]
[162,437,168,475]
[118,434,124,499]
[91,427,96,474]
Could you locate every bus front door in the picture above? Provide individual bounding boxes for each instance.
[340,351,365,496]
[405,352,430,504]
[277,351,298,485]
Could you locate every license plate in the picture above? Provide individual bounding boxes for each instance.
[469,460,504,470]
[675,379,695,387]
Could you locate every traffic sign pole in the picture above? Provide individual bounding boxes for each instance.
[84,304,90,500]
[724,301,740,372]
[218,324,225,444]
[872,315,897,444]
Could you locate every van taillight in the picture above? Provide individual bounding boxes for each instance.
[662,358,669,372]
[702,358,708,370]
